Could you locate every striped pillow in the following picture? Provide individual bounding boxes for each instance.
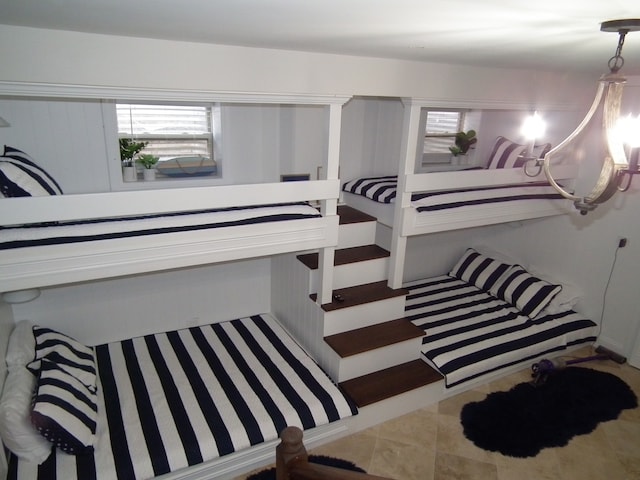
[449,248,511,292]
[31,361,97,455]
[0,145,63,197]
[28,327,97,392]
[487,137,552,169]
[489,265,562,318]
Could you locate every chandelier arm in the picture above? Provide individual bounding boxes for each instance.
[617,172,633,192]
[543,156,580,202]
[603,81,628,165]
[582,157,621,205]
[545,81,606,161]
[540,82,607,203]
[523,160,543,177]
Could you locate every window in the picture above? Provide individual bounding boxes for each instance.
[116,103,218,164]
[423,110,465,155]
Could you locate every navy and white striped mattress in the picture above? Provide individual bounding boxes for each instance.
[0,203,321,250]
[8,314,357,480]
[404,275,597,388]
[342,176,564,210]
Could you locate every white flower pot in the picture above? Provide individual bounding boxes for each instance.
[143,169,156,181]
[123,166,137,182]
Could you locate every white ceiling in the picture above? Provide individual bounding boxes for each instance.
[1,0,639,75]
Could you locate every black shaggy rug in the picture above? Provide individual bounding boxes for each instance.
[246,455,366,479]
[460,367,637,458]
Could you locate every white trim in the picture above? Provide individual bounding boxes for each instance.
[404,164,578,192]
[0,81,351,105]
[401,96,578,111]
[0,180,338,225]
[0,216,339,292]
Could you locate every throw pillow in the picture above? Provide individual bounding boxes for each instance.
[28,326,97,392]
[486,137,552,169]
[489,265,562,318]
[31,361,97,455]
[0,145,63,197]
[449,248,512,292]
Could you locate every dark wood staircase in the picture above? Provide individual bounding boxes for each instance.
[309,280,407,311]
[300,205,443,409]
[340,360,442,408]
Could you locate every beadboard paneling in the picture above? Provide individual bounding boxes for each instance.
[0,98,111,194]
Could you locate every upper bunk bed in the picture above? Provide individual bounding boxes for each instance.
[0,83,349,303]
[339,98,580,288]
[341,98,579,236]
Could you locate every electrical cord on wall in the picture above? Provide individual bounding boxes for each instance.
[597,242,623,338]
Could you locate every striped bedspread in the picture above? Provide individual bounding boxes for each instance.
[404,275,597,388]
[8,314,356,480]
[342,176,563,210]
[0,203,321,250]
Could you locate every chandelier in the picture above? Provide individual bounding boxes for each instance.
[523,19,640,215]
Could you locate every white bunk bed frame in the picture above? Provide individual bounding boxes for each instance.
[386,97,578,288]
[0,82,357,480]
[0,82,349,305]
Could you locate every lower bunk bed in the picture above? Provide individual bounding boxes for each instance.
[402,249,598,390]
[2,314,357,480]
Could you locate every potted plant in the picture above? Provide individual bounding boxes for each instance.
[137,153,159,181]
[449,130,477,159]
[119,138,147,182]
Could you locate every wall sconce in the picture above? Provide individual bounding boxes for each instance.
[0,116,10,128]
[522,19,640,215]
[2,288,41,304]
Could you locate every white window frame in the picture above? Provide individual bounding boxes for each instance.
[422,110,466,163]
[116,101,222,181]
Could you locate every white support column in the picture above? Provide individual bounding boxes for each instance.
[388,99,422,289]
[317,102,344,305]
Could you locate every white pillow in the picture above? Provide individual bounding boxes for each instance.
[5,320,35,367]
[0,366,52,464]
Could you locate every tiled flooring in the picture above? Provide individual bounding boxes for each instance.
[242,348,640,479]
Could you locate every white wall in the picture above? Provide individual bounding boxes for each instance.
[340,97,405,181]
[9,259,271,345]
[0,98,111,194]
[0,25,594,105]
[0,98,327,193]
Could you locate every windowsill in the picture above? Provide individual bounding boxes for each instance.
[115,173,224,191]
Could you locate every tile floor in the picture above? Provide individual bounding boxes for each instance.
[241,348,640,479]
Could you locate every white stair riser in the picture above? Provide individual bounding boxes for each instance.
[323,296,406,336]
[338,222,376,249]
[309,257,389,292]
[331,338,424,382]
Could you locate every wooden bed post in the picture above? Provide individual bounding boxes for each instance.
[388,99,422,289]
[276,426,395,480]
[276,426,308,480]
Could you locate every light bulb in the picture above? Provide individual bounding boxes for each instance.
[521,112,546,140]
[615,114,640,148]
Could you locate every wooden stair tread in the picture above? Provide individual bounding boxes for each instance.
[337,205,377,225]
[325,319,425,358]
[340,360,443,408]
[310,281,408,311]
[297,244,389,270]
